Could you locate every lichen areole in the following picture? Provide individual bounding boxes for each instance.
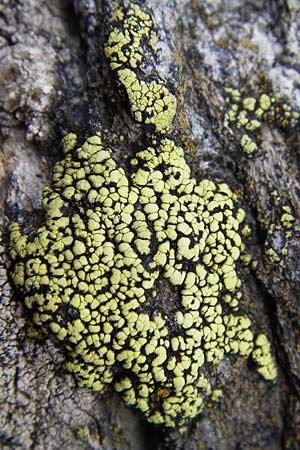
[9,0,277,430]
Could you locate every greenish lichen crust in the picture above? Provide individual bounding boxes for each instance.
[224,88,300,155]
[10,132,276,428]
[9,0,277,430]
[104,1,177,133]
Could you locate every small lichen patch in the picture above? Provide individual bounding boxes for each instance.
[264,202,298,268]
[223,87,300,155]
[252,334,277,380]
[104,1,157,72]
[117,68,177,133]
[104,1,177,133]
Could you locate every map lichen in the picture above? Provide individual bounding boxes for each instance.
[9,0,277,429]
[104,1,177,134]
[223,87,300,155]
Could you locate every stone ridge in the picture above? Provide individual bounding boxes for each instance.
[9,1,277,429]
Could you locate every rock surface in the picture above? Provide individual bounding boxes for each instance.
[1,1,300,449]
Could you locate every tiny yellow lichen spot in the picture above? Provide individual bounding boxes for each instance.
[252,334,277,381]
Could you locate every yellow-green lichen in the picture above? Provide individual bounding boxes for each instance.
[9,1,277,431]
[10,132,276,429]
[104,2,157,71]
[117,68,177,133]
[252,334,277,380]
[224,87,300,155]
[264,203,297,267]
[104,2,176,134]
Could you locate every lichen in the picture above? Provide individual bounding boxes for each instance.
[264,200,298,269]
[9,0,277,430]
[10,130,277,427]
[252,334,277,380]
[104,1,177,134]
[223,87,300,155]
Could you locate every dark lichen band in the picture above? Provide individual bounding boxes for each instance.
[9,1,276,429]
